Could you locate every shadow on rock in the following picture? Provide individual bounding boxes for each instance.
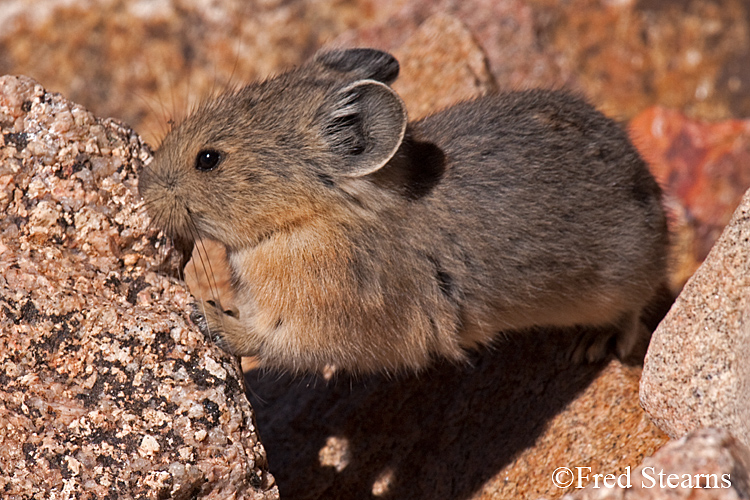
[245,327,607,500]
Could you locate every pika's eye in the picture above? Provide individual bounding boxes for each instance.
[195,149,223,171]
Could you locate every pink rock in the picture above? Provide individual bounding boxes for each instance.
[391,13,497,120]
[640,185,750,447]
[332,0,568,91]
[0,75,278,499]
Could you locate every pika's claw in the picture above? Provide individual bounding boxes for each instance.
[568,310,650,365]
[189,301,210,337]
[189,299,251,356]
[190,300,230,349]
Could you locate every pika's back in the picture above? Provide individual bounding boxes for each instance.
[415,89,664,239]
[398,90,668,339]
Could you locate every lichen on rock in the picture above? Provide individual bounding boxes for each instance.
[0,75,278,499]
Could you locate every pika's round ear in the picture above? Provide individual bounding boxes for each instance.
[319,79,407,178]
[314,48,400,85]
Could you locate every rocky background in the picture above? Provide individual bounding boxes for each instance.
[1,0,750,499]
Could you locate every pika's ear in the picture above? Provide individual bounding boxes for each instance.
[319,79,407,178]
[314,48,400,85]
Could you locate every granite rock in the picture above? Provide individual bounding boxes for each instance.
[333,0,750,123]
[333,0,570,92]
[640,186,750,448]
[556,428,750,500]
[0,2,746,500]
[529,0,750,121]
[3,0,750,143]
[0,75,278,499]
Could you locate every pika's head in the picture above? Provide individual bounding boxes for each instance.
[138,48,407,250]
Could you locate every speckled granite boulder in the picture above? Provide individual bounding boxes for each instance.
[556,428,750,500]
[0,75,278,499]
[640,187,750,448]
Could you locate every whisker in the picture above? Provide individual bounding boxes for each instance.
[225,27,245,95]
[186,218,223,311]
[180,220,219,341]
[166,59,180,129]
[144,48,173,141]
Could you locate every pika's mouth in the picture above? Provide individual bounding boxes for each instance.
[173,235,196,272]
[152,234,195,280]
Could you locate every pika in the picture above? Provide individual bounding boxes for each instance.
[139,48,668,374]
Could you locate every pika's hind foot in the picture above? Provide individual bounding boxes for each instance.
[569,310,649,364]
[570,327,614,364]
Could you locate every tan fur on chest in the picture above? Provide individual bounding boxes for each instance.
[231,221,355,336]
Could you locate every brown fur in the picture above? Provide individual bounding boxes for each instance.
[139,48,669,374]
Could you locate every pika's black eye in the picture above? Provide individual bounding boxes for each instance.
[195,150,223,171]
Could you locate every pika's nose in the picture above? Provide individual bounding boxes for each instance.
[138,163,179,199]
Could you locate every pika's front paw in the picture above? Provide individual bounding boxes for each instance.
[189,300,241,354]
[189,301,210,336]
